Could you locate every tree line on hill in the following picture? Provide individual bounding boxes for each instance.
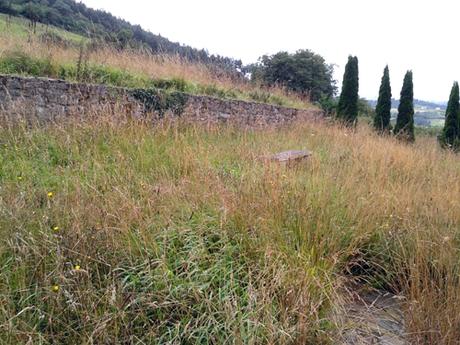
[0,0,243,73]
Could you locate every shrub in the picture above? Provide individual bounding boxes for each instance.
[131,88,189,117]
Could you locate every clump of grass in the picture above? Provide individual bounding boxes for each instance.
[0,51,57,77]
[59,63,154,88]
[151,77,189,92]
[1,112,460,343]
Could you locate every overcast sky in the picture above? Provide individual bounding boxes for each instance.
[81,0,459,102]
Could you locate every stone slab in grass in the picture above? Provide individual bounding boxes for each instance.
[269,150,312,163]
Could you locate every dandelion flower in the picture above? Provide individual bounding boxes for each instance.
[74,265,81,271]
[47,192,54,198]
[17,176,23,181]
[52,285,60,293]
[52,226,60,232]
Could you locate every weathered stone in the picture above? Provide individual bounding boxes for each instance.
[0,74,323,126]
[270,150,312,163]
[218,112,231,121]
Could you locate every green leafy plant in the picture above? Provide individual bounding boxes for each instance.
[131,88,189,117]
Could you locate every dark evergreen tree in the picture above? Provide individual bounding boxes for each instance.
[337,56,359,126]
[374,65,392,133]
[394,71,415,142]
[439,82,460,149]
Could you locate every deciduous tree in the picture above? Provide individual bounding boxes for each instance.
[249,50,336,102]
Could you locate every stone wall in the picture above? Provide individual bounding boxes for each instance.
[0,75,323,126]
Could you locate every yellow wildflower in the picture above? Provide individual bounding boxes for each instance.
[74,265,81,271]
[47,192,54,198]
[52,226,60,232]
[52,285,60,293]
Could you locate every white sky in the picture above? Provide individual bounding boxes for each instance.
[81,0,460,102]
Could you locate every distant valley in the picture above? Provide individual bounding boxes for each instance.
[367,98,446,127]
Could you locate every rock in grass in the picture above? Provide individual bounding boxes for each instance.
[269,150,312,164]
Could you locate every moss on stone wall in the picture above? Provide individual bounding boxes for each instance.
[130,88,189,118]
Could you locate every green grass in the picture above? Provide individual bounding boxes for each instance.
[0,118,334,344]
[0,13,86,44]
[2,115,460,344]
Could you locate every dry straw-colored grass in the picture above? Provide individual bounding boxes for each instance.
[0,31,309,108]
[0,110,459,344]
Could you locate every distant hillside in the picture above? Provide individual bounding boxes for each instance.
[367,98,446,110]
[365,98,446,128]
[0,0,242,72]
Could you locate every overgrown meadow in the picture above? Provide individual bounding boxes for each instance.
[1,113,459,344]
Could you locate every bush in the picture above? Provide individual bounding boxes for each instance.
[317,96,337,115]
[250,50,336,102]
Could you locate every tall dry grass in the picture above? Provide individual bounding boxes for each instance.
[0,109,459,343]
[0,31,310,108]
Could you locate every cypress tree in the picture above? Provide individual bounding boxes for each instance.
[374,65,392,133]
[439,82,460,150]
[337,56,359,126]
[394,71,415,142]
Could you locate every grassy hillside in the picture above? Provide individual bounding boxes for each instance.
[1,111,460,344]
[0,0,241,70]
[0,14,311,109]
[0,13,85,43]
